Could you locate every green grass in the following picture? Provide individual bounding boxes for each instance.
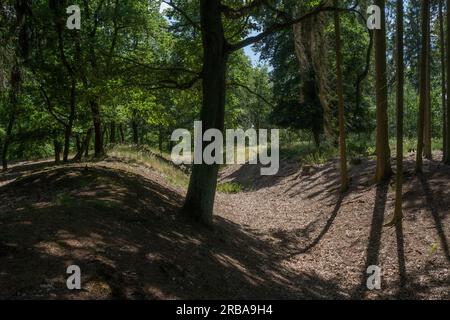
[279,140,337,165]
[389,137,443,156]
[217,182,243,193]
[109,145,189,188]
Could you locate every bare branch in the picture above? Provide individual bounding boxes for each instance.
[228,81,274,107]
[163,0,200,30]
[226,5,360,52]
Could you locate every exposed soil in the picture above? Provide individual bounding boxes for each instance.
[0,154,448,299]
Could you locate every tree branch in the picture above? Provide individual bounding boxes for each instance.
[226,5,359,52]
[228,81,274,107]
[162,0,200,30]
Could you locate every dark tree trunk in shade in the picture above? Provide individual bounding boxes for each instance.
[333,0,349,192]
[119,124,125,143]
[416,0,430,171]
[132,121,139,145]
[110,122,116,144]
[182,0,228,226]
[374,0,392,182]
[392,0,405,225]
[445,0,450,163]
[439,1,447,158]
[90,101,103,157]
[54,133,62,164]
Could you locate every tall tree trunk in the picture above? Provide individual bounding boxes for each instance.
[73,128,93,161]
[2,64,21,172]
[445,0,450,163]
[119,123,125,143]
[54,131,61,164]
[333,0,349,192]
[132,121,139,145]
[439,0,447,158]
[374,0,392,182]
[416,0,430,172]
[91,101,103,157]
[424,35,432,160]
[391,0,404,225]
[75,134,81,155]
[110,121,116,144]
[182,0,228,226]
[63,79,76,162]
[158,125,163,154]
[85,129,91,158]
[2,113,16,171]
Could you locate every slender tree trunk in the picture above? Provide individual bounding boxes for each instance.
[333,0,349,192]
[73,128,93,161]
[75,134,81,154]
[119,123,125,143]
[132,121,139,145]
[110,121,116,144]
[424,35,432,160]
[439,0,447,157]
[63,80,76,162]
[91,100,103,157]
[392,0,404,225]
[445,0,450,163]
[2,113,16,171]
[54,131,61,164]
[374,0,392,182]
[85,130,91,158]
[158,125,163,154]
[416,0,430,172]
[2,64,20,172]
[182,0,228,226]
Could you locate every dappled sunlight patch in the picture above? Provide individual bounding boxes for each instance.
[145,252,164,262]
[34,241,67,257]
[84,280,113,298]
[146,285,174,299]
[213,253,252,276]
[118,244,140,253]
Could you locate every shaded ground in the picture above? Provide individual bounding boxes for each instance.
[0,153,448,299]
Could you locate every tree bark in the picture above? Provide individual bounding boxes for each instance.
[158,126,163,154]
[182,0,228,226]
[91,101,103,157]
[2,64,21,171]
[132,121,139,145]
[63,79,76,162]
[445,0,450,163]
[374,0,392,182]
[110,121,116,144]
[333,0,349,192]
[416,0,430,172]
[2,113,16,171]
[119,123,125,143]
[73,128,93,161]
[424,33,432,160]
[392,0,404,224]
[54,131,61,164]
[439,0,447,158]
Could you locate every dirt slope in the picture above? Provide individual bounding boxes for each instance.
[0,155,448,299]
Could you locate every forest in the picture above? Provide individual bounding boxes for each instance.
[0,0,449,300]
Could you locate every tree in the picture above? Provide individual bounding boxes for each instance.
[1,0,31,171]
[178,0,367,225]
[374,0,392,182]
[445,0,450,163]
[390,0,404,225]
[333,0,349,192]
[439,0,447,158]
[416,0,430,172]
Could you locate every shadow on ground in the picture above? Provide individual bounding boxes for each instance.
[0,164,346,299]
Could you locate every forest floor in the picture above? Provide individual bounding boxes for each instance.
[0,151,449,299]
